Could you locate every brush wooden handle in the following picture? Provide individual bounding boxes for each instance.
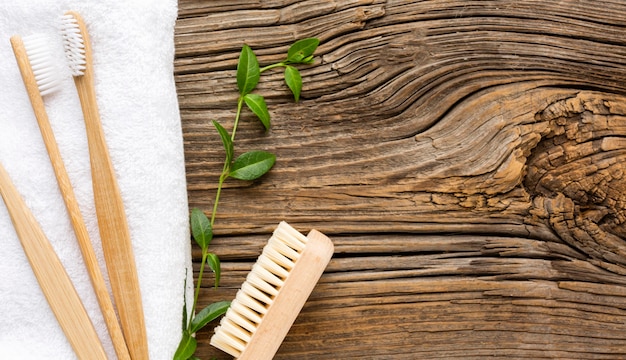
[66,10,149,360]
[238,229,334,360]
[0,162,107,360]
[10,34,131,360]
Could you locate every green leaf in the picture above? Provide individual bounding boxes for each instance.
[189,301,231,334]
[212,120,233,165]
[243,93,270,131]
[206,252,221,288]
[190,208,212,250]
[284,66,302,102]
[173,331,197,360]
[237,44,260,96]
[286,38,319,63]
[230,151,276,181]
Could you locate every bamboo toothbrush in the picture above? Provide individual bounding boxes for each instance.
[210,221,334,359]
[61,11,149,359]
[0,161,107,360]
[10,34,131,360]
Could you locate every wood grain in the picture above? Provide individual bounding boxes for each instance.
[175,0,626,358]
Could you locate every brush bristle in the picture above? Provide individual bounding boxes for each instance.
[210,221,309,358]
[60,13,86,76]
[21,34,64,96]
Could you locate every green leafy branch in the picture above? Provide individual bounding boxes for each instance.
[174,37,319,360]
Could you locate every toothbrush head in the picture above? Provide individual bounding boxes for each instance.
[60,13,86,76]
[20,34,65,96]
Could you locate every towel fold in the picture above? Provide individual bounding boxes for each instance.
[0,1,191,358]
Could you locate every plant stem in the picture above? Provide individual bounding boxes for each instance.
[188,58,293,331]
[189,250,208,328]
[211,173,228,228]
[189,95,244,329]
[260,61,286,73]
[189,170,227,329]
[231,96,245,141]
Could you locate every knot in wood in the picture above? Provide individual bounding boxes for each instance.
[525,92,626,268]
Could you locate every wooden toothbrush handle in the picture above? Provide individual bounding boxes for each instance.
[0,162,107,360]
[10,34,131,360]
[74,74,149,360]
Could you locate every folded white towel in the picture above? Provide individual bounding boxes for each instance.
[0,1,191,359]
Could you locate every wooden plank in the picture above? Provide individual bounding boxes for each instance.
[174,0,626,358]
[192,235,626,358]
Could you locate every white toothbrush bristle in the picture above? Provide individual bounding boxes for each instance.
[230,300,263,325]
[21,34,64,96]
[61,14,86,76]
[210,221,309,358]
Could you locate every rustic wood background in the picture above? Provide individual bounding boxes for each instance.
[174,1,626,358]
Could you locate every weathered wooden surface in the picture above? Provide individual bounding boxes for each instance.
[174,1,626,358]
